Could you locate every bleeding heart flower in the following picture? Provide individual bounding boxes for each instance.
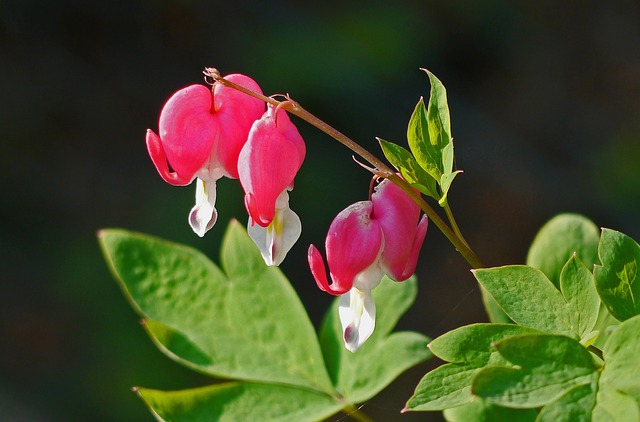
[308,178,428,352]
[239,104,306,266]
[146,74,264,236]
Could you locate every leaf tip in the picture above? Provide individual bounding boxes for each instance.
[400,406,410,414]
[131,386,140,393]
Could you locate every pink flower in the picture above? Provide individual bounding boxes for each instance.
[308,179,428,351]
[239,104,306,266]
[146,74,264,237]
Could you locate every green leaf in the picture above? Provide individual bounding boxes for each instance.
[319,276,431,404]
[592,387,640,422]
[591,302,620,350]
[408,97,442,181]
[600,314,640,402]
[473,265,575,337]
[594,229,640,321]
[443,398,538,422]
[560,255,601,342]
[428,323,541,365]
[404,363,478,411]
[99,221,334,393]
[405,324,539,411]
[526,213,600,289]
[406,70,459,201]
[424,69,453,173]
[472,334,599,408]
[439,170,462,206]
[481,287,513,324]
[136,382,343,422]
[537,382,597,422]
[378,138,439,200]
[593,385,640,422]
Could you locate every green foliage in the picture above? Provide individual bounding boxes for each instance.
[379,69,461,205]
[599,315,640,405]
[136,383,342,422]
[526,213,600,289]
[100,222,332,392]
[378,138,439,200]
[560,255,600,344]
[408,214,640,421]
[404,324,540,411]
[99,221,430,421]
[319,276,431,404]
[595,228,640,321]
[444,398,538,422]
[473,265,575,337]
[472,334,600,408]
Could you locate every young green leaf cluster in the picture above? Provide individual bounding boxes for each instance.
[98,221,431,421]
[379,70,461,207]
[405,214,640,420]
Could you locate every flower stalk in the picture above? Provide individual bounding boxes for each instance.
[205,68,484,269]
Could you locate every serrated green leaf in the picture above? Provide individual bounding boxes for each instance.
[378,138,439,200]
[443,398,538,422]
[473,265,575,337]
[405,324,539,412]
[600,315,640,402]
[472,334,599,408]
[560,255,601,342]
[99,221,334,393]
[537,381,597,422]
[428,323,541,365]
[594,229,640,321]
[136,382,343,422]
[319,276,431,404]
[526,214,600,289]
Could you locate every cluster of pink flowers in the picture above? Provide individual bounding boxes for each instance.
[146,74,304,266]
[146,73,428,351]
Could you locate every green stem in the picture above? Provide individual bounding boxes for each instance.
[343,404,375,422]
[206,68,484,269]
[443,202,470,249]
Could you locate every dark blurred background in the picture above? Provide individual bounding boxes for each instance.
[1,0,639,420]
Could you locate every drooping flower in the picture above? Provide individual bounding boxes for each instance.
[238,104,306,266]
[308,178,428,352]
[146,74,264,236]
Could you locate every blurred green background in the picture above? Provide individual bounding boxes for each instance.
[1,1,639,420]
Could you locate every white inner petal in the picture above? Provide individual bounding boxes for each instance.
[188,178,219,237]
[247,190,302,266]
[338,288,376,353]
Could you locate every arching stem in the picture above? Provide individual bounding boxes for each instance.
[206,68,484,269]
